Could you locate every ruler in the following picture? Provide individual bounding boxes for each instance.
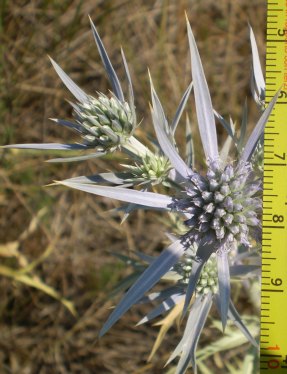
[260,0,287,372]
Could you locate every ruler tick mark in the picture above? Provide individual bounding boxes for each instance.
[262,3,287,365]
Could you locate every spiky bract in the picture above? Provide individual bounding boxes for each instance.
[174,161,261,249]
[124,154,172,185]
[176,250,218,295]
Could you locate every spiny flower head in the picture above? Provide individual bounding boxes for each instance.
[176,249,218,295]
[123,153,172,185]
[2,17,138,162]
[174,160,261,248]
[74,93,135,151]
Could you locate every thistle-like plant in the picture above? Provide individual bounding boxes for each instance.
[3,14,277,374]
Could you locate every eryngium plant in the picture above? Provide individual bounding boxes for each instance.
[4,14,277,374]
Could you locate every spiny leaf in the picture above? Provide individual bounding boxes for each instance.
[64,172,135,185]
[186,16,218,161]
[214,110,237,141]
[149,73,193,179]
[220,117,236,163]
[99,240,185,336]
[49,57,89,103]
[241,91,279,162]
[121,47,136,123]
[238,99,248,151]
[57,180,173,209]
[50,118,82,132]
[89,16,124,102]
[249,24,265,101]
[137,293,184,325]
[166,293,212,374]
[217,250,230,331]
[228,299,258,348]
[3,143,89,150]
[185,114,194,168]
[186,293,212,374]
[171,82,193,134]
[46,152,106,163]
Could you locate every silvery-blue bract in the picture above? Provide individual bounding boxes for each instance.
[3,14,277,374]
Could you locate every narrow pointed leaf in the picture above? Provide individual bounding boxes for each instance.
[185,114,194,168]
[249,25,265,101]
[238,99,248,151]
[166,297,202,366]
[121,48,136,122]
[50,118,82,132]
[214,110,237,141]
[89,16,124,102]
[188,293,213,373]
[241,91,279,162]
[58,181,173,209]
[120,202,140,223]
[47,152,106,162]
[167,293,212,374]
[99,240,185,336]
[149,71,169,134]
[3,143,89,150]
[250,71,262,107]
[137,293,184,325]
[139,286,181,304]
[118,187,149,223]
[186,18,218,161]
[171,82,193,134]
[49,58,89,103]
[220,119,235,164]
[228,299,258,348]
[152,106,193,179]
[120,48,133,102]
[217,250,230,331]
[177,293,212,374]
[149,75,193,179]
[64,172,134,185]
[110,272,141,298]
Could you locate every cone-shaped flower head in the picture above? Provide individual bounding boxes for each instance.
[123,153,172,185]
[74,93,135,151]
[176,248,218,295]
[174,160,261,249]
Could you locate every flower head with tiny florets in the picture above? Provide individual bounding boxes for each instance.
[173,160,261,249]
[123,153,172,186]
[175,247,218,295]
[74,93,135,151]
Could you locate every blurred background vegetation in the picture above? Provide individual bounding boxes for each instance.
[0,1,265,373]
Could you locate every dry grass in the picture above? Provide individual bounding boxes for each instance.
[0,1,265,373]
